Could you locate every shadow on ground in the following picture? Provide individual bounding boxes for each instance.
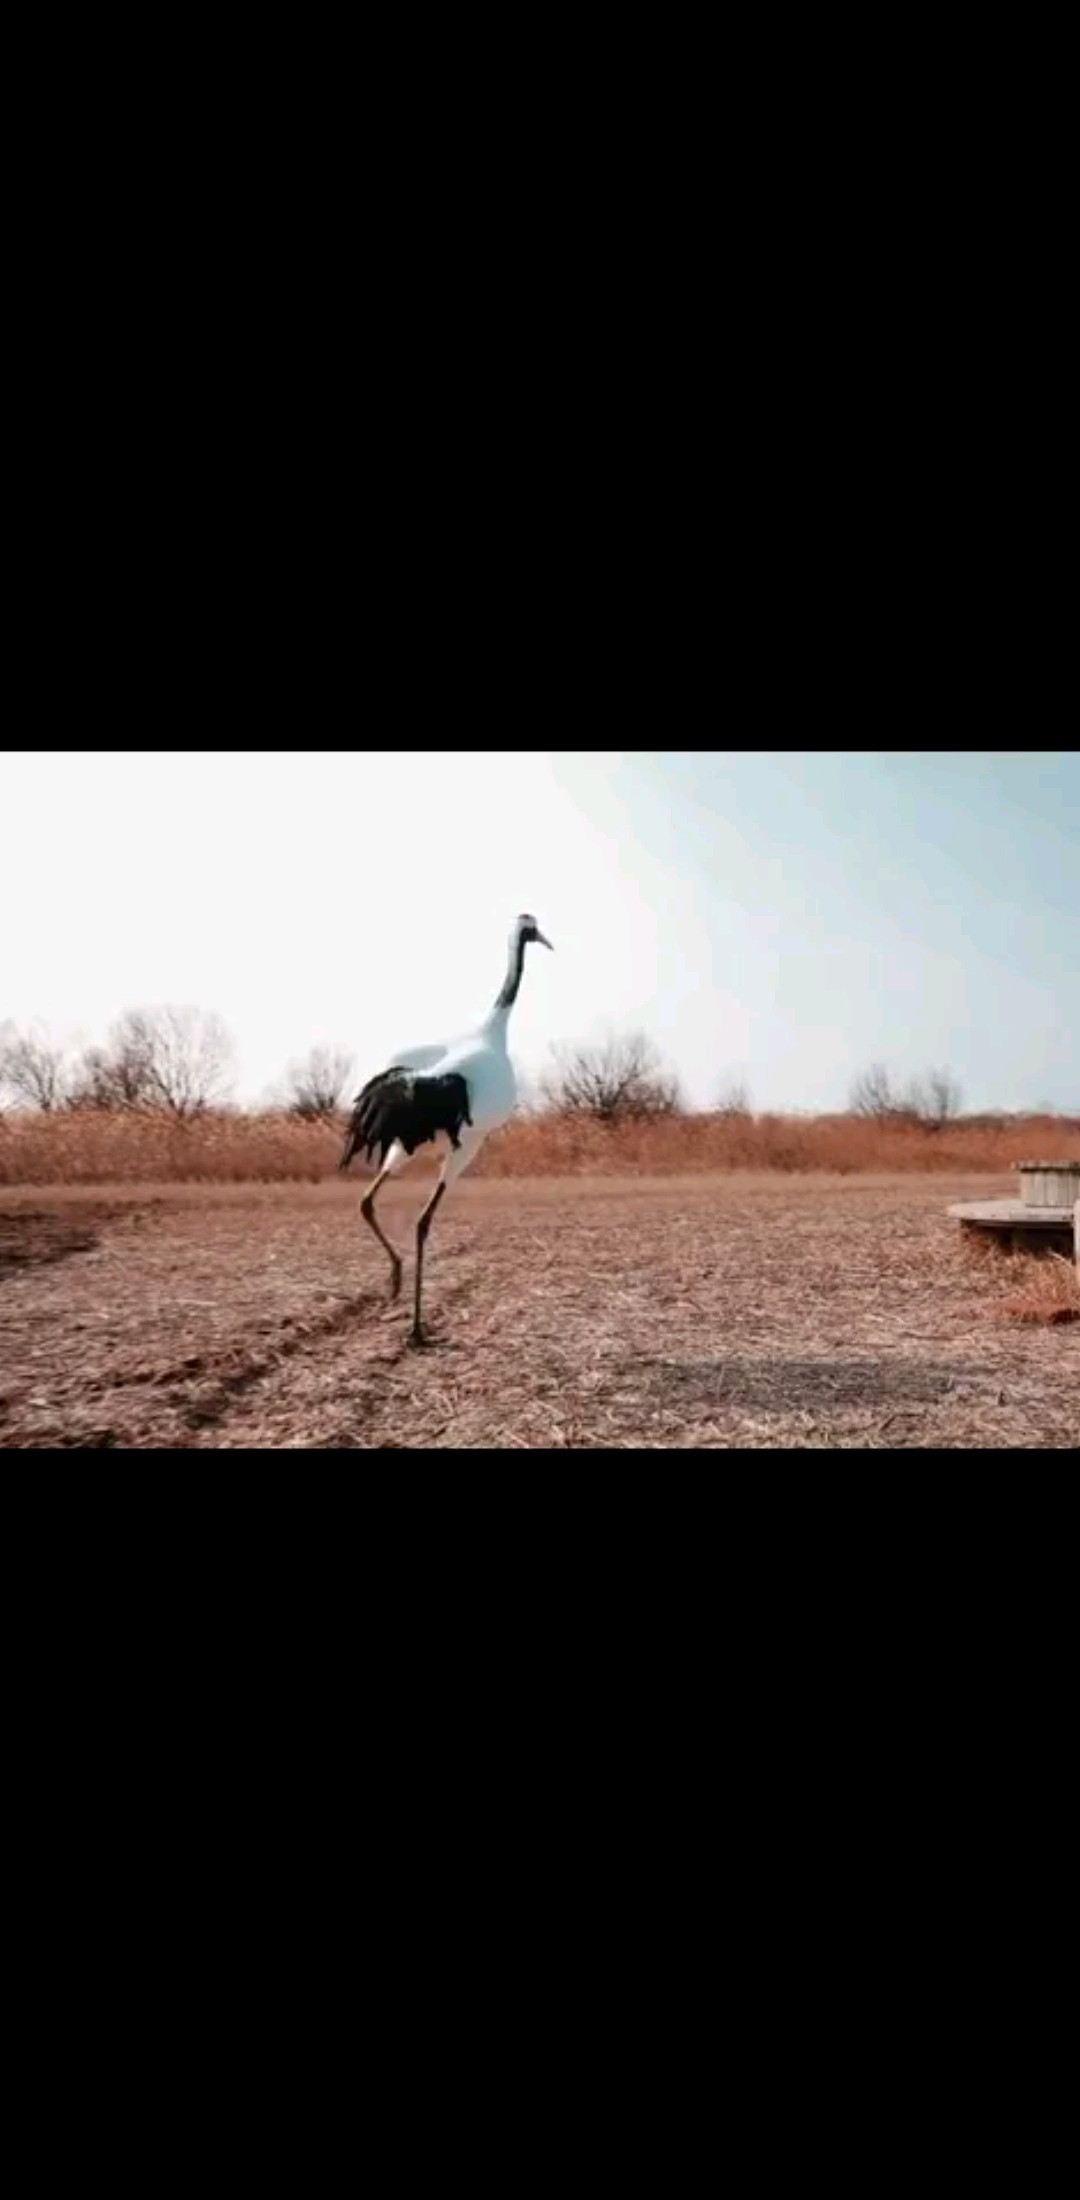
[0,1212,101,1276]
[621,1355,989,1413]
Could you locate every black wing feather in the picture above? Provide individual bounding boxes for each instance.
[339,1068,473,1172]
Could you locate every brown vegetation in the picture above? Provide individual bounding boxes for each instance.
[0,1103,1077,1186]
[959,1236,1080,1326]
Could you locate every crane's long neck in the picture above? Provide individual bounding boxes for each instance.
[487,925,526,1037]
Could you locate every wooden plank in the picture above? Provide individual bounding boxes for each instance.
[947,1200,1074,1225]
[948,1197,1075,1257]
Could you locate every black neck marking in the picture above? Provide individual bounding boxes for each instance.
[494,926,526,1011]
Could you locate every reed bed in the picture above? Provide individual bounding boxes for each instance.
[0,1106,1077,1186]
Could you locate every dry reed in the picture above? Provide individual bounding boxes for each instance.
[991,1252,1079,1325]
[0,1105,1077,1187]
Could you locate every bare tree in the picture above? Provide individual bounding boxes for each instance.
[921,1066,963,1128]
[852,1060,964,1129]
[0,1022,71,1111]
[541,1031,682,1124]
[900,1066,964,1131]
[67,1047,117,1110]
[849,1062,898,1119]
[715,1077,752,1118]
[284,1044,355,1122]
[105,1006,236,1117]
[68,1024,159,1110]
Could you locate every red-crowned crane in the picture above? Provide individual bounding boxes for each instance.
[340,913,553,1344]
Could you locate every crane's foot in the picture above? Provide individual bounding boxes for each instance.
[388,1258,402,1302]
[408,1322,431,1350]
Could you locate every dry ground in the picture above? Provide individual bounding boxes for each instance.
[1,1174,1077,1449]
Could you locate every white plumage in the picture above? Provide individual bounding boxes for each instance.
[341,912,552,1343]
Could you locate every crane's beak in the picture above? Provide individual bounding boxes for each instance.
[536,929,553,950]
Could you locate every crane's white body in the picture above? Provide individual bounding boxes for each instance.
[352,914,551,1342]
[378,1016,516,1179]
[374,916,553,1186]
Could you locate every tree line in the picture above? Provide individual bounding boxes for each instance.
[847,1061,963,1130]
[0,1013,366,1124]
[3,1010,1050,1130]
[0,1009,238,1118]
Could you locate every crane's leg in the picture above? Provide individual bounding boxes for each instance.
[410,1134,481,1347]
[411,1181,445,1345]
[361,1142,408,1301]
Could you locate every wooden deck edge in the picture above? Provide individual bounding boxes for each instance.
[948,1201,1075,1225]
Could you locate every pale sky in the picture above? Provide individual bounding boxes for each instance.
[2,751,1077,1112]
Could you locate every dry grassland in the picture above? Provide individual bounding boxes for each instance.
[2,1172,1076,1449]
[0,1106,1078,1186]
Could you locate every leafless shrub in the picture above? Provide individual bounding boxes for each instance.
[284,1044,355,1122]
[540,1031,682,1124]
[0,1022,71,1111]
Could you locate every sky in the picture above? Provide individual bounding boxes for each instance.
[1,750,1077,1113]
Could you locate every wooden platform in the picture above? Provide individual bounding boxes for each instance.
[948,1199,1076,1252]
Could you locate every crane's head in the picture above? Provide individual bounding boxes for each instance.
[518,912,553,950]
